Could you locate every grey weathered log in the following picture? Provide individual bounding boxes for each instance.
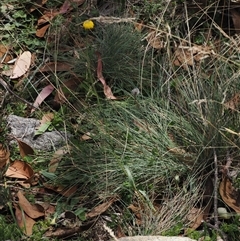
[7,115,70,150]
[115,236,196,241]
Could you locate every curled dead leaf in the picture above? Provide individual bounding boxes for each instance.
[40,113,54,124]
[36,24,50,38]
[31,84,55,112]
[146,31,165,50]
[39,62,73,72]
[17,190,45,219]
[10,51,32,79]
[53,77,82,106]
[187,207,204,230]
[128,203,142,225]
[103,84,117,100]
[167,146,196,166]
[17,139,34,158]
[0,44,12,63]
[219,176,240,213]
[43,183,77,197]
[224,92,240,111]
[49,145,71,173]
[86,197,117,218]
[96,52,117,100]
[0,143,10,169]
[15,204,36,236]
[5,160,34,179]
[173,44,212,69]
[81,132,93,141]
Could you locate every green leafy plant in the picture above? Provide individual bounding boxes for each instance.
[1,0,44,50]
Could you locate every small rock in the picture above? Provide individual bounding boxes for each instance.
[7,115,70,150]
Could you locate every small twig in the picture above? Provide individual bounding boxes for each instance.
[213,149,219,230]
[91,16,135,24]
[0,90,9,108]
[223,151,232,176]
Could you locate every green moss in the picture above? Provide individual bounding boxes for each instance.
[161,222,183,236]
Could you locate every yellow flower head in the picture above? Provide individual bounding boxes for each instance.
[83,20,94,30]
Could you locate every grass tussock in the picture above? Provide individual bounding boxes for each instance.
[55,19,240,237]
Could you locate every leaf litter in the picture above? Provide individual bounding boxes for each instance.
[10,51,32,79]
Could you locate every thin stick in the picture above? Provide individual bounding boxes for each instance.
[213,149,219,230]
[223,151,232,176]
[0,78,38,109]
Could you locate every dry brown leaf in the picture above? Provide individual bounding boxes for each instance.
[15,204,36,236]
[36,0,85,37]
[134,21,144,32]
[35,112,54,135]
[39,62,73,72]
[29,0,48,12]
[5,160,34,179]
[0,143,10,169]
[49,145,71,173]
[59,185,77,197]
[36,23,50,38]
[53,77,82,106]
[44,226,82,238]
[224,92,240,111]
[128,203,142,225]
[37,10,58,26]
[87,198,117,218]
[37,202,55,216]
[17,139,34,158]
[173,44,212,69]
[96,52,117,100]
[133,119,151,133]
[219,176,240,213]
[187,207,204,230]
[0,44,12,63]
[10,51,32,79]
[43,183,77,197]
[81,132,92,141]
[17,190,45,219]
[17,181,31,188]
[167,146,195,166]
[36,8,62,38]
[31,84,55,112]
[116,225,126,239]
[146,31,165,50]
[72,0,86,4]
[103,84,117,100]
[40,112,54,124]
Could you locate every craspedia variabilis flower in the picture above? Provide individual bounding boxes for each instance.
[83,20,94,30]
